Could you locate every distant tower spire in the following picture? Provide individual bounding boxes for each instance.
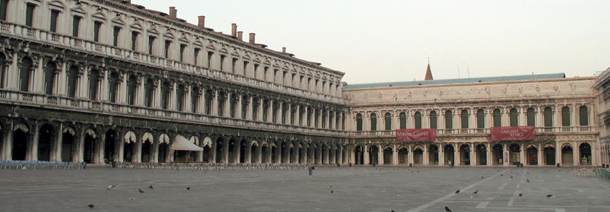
[424,60,433,81]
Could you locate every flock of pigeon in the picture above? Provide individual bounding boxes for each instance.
[87,183,192,209]
[88,169,556,211]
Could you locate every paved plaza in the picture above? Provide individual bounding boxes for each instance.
[0,167,609,212]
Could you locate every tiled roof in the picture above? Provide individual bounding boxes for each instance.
[344,73,566,89]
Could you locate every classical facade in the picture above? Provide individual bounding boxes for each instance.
[595,67,610,167]
[343,73,600,167]
[0,0,349,165]
[0,0,604,167]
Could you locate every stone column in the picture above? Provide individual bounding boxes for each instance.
[27,122,40,161]
[2,122,13,160]
[155,79,162,108]
[503,143,509,166]
[77,128,85,163]
[470,143,476,166]
[486,143,492,166]
[138,76,145,106]
[120,73,128,104]
[52,123,63,162]
[363,146,370,165]
[212,90,219,116]
[392,145,399,165]
[237,94,243,119]
[303,107,308,127]
[439,144,444,165]
[408,145,414,166]
[455,144,461,166]
[574,142,580,166]
[378,147,384,165]
[538,143,543,166]
[423,145,429,165]
[224,93,232,118]
[185,85,192,112]
[278,102,283,124]
[246,96,253,120]
[555,141,561,166]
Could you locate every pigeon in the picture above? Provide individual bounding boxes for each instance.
[547,194,552,198]
[510,176,513,179]
[455,190,460,194]
[139,189,144,193]
[186,187,191,190]
[500,174,503,176]
[107,185,115,190]
[331,190,334,194]
[518,193,522,197]
[445,206,452,212]
[148,185,154,189]
[527,179,530,183]
[481,176,484,179]
[473,190,478,194]
[87,204,94,209]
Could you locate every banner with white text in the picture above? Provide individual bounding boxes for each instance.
[396,129,437,142]
[490,126,536,141]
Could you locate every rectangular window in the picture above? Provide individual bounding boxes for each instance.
[93,21,101,42]
[164,40,171,58]
[179,44,186,62]
[148,36,155,55]
[193,48,200,65]
[49,10,59,32]
[207,52,213,68]
[113,27,120,46]
[25,3,35,27]
[72,16,81,37]
[231,58,237,73]
[0,0,8,21]
[243,61,249,76]
[220,55,226,71]
[131,31,138,51]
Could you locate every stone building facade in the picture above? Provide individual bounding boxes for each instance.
[343,74,600,167]
[0,0,604,167]
[0,0,349,165]
[595,67,610,167]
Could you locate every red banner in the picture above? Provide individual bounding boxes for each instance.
[491,126,536,141]
[396,129,437,142]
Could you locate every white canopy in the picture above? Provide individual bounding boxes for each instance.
[171,135,203,151]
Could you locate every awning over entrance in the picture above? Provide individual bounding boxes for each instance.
[171,135,203,151]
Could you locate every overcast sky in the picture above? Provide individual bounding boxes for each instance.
[132,0,610,84]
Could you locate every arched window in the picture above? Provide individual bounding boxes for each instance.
[88,69,99,100]
[430,111,437,129]
[399,112,406,129]
[477,109,485,129]
[19,57,33,92]
[176,85,185,111]
[144,78,154,107]
[370,113,377,131]
[161,81,170,110]
[67,66,79,98]
[527,108,535,126]
[414,112,422,129]
[127,75,137,106]
[445,110,453,130]
[510,108,518,127]
[493,109,502,127]
[108,72,120,103]
[44,61,56,95]
[384,113,392,131]
[461,109,469,130]
[356,113,363,131]
[544,107,553,129]
[562,106,570,127]
[580,106,589,126]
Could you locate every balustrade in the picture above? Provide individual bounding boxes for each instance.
[1,22,343,105]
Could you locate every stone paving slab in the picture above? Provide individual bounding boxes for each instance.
[0,167,609,212]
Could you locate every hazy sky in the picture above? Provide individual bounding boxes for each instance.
[132,0,610,84]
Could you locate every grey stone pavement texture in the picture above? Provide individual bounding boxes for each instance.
[0,167,609,212]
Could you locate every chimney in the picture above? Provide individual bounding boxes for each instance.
[282,47,286,53]
[237,31,243,41]
[249,33,255,44]
[231,23,237,37]
[169,7,177,18]
[197,16,205,28]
